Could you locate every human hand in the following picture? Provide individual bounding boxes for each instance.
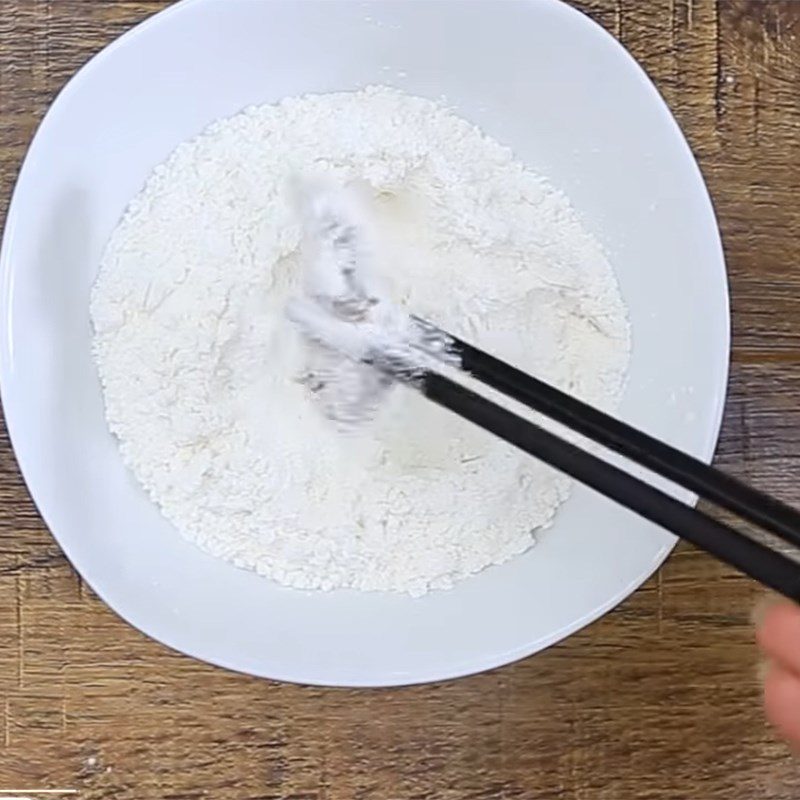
[756,599,800,748]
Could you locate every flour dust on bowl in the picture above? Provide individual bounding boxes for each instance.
[0,0,729,686]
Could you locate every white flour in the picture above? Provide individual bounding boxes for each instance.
[91,86,631,595]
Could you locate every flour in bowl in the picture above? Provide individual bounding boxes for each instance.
[91,86,630,595]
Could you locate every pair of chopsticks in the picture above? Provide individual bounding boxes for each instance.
[396,318,800,601]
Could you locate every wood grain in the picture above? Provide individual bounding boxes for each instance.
[1,0,799,797]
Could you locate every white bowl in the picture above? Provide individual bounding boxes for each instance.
[0,0,729,686]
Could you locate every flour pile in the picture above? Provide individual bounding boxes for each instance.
[91,86,630,595]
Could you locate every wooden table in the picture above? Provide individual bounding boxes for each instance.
[1,1,798,796]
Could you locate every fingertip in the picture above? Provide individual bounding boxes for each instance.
[751,592,781,626]
[764,664,800,748]
[756,600,800,670]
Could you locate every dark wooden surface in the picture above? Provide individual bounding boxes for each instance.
[1,1,799,797]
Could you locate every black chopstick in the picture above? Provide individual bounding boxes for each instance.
[413,318,800,552]
[419,370,800,602]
